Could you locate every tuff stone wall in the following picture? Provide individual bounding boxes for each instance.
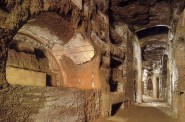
[0,36,8,85]
[6,48,52,86]
[0,0,110,90]
[172,11,185,122]
[85,90,101,121]
[7,49,49,73]
[0,0,134,120]
[0,85,101,122]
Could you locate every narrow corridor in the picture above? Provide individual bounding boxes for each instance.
[1,1,185,122]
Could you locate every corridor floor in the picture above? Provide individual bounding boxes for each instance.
[95,96,177,122]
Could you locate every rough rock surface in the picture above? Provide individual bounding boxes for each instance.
[110,0,184,30]
[7,49,49,73]
[0,85,101,122]
[1,0,185,121]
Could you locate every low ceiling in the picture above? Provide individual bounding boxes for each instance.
[110,0,185,69]
[110,0,184,30]
[138,26,168,68]
[27,12,75,45]
[142,41,167,62]
[137,26,168,67]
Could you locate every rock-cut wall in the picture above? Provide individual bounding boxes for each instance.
[0,85,101,122]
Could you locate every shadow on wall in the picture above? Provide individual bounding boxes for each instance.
[111,102,123,115]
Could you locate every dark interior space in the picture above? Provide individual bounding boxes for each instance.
[111,102,123,116]
[136,26,169,39]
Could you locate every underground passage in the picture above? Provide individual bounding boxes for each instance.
[0,0,185,122]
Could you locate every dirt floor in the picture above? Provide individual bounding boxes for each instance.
[95,95,178,122]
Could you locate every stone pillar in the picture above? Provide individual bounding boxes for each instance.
[167,57,172,105]
[133,36,142,103]
[159,75,163,98]
[137,75,142,103]
[152,72,158,98]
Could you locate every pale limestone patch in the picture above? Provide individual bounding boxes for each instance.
[6,67,46,87]
[62,33,95,64]
[71,0,82,10]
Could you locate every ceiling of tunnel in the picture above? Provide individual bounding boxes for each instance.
[109,0,184,67]
[26,12,75,45]
[141,41,167,67]
[110,0,185,30]
[136,26,169,39]
[134,26,168,68]
[135,27,168,69]
[139,34,168,47]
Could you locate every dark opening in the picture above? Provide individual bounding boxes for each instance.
[9,42,17,50]
[117,1,130,7]
[109,80,118,92]
[116,0,138,7]
[66,9,72,20]
[133,80,137,102]
[136,26,169,39]
[46,75,52,86]
[77,19,82,28]
[157,77,160,98]
[111,102,123,115]
[141,46,147,61]
[34,49,45,58]
[110,57,122,68]
[138,0,148,5]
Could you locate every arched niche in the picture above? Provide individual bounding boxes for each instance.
[6,12,98,89]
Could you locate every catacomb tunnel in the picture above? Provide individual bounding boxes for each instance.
[1,0,185,122]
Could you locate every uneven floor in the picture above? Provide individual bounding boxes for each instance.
[95,96,177,122]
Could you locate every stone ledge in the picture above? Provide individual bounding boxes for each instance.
[0,85,101,122]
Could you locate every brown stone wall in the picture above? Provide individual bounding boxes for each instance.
[0,0,135,120]
[7,49,49,73]
[0,0,83,86]
[0,0,110,90]
[125,32,134,102]
[85,90,101,121]
[0,36,8,86]
[173,11,185,122]
[0,85,101,122]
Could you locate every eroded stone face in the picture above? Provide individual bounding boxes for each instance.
[0,0,125,121]
[110,0,184,30]
[10,10,99,90]
[172,11,185,122]
[18,12,95,65]
[12,34,61,87]
[21,24,63,47]
[142,42,167,62]
[0,85,101,122]
[1,0,185,121]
